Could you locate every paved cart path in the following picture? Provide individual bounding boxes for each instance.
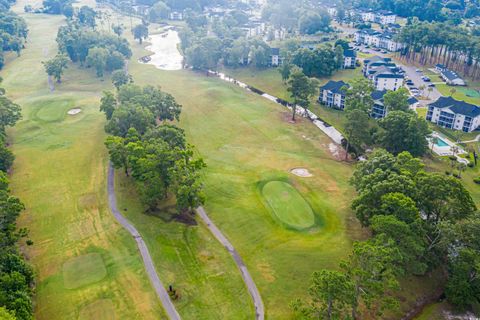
[107,164,181,320]
[196,206,265,320]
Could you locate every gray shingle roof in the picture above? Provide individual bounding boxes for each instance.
[320,80,348,94]
[441,69,463,81]
[430,96,480,118]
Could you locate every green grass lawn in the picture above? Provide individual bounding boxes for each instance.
[115,172,254,319]
[261,180,316,230]
[3,5,165,320]
[221,65,363,103]
[4,3,258,320]
[123,21,367,318]
[219,66,362,132]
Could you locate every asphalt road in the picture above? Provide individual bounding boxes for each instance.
[107,164,181,320]
[196,206,265,320]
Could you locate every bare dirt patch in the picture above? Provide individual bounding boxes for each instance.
[290,168,313,177]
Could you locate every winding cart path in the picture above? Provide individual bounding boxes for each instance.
[107,164,181,320]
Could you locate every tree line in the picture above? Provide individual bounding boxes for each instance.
[43,6,131,81]
[100,82,206,214]
[0,79,34,320]
[0,0,28,69]
[293,149,480,319]
[397,19,480,80]
[338,0,479,23]
[262,0,332,34]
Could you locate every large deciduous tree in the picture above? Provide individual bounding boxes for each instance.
[378,111,430,157]
[43,54,69,83]
[286,68,318,121]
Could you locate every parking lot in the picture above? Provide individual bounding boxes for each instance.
[355,45,443,104]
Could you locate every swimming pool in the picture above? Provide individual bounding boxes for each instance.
[435,137,449,147]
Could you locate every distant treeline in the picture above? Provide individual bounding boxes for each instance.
[95,0,233,12]
[337,0,480,22]
[0,0,28,69]
[397,20,480,80]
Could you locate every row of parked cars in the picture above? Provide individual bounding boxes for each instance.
[406,70,436,97]
[353,44,388,54]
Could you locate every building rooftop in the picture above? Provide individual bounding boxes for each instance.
[344,49,356,57]
[430,96,480,118]
[320,80,349,95]
[270,47,280,56]
[441,69,463,81]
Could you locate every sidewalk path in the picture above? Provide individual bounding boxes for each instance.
[107,164,181,320]
[209,71,345,145]
[196,207,265,320]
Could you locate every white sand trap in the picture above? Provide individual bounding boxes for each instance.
[290,168,313,177]
[67,108,82,115]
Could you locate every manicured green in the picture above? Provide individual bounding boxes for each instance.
[262,181,315,230]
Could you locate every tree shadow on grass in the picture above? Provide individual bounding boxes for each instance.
[144,203,197,226]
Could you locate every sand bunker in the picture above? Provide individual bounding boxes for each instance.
[67,108,82,115]
[290,168,313,177]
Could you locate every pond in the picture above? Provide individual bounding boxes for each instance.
[144,28,183,71]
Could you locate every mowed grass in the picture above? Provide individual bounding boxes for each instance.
[220,65,363,132]
[62,253,107,289]
[222,66,363,102]
[3,4,165,320]
[113,15,367,317]
[115,172,254,319]
[262,180,316,230]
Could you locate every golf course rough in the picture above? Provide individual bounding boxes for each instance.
[262,181,316,230]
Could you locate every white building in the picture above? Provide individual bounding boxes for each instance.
[440,69,466,86]
[319,80,348,110]
[343,49,357,69]
[169,11,183,21]
[426,96,480,132]
[354,29,404,52]
[270,48,280,66]
[372,71,404,91]
[375,10,397,25]
[363,57,404,91]
[359,9,396,25]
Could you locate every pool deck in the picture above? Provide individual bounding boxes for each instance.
[429,132,469,164]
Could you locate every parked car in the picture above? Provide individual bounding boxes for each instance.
[406,80,414,85]
[381,50,387,54]
[428,83,436,87]
[373,47,381,51]
[415,69,422,73]
[422,76,431,82]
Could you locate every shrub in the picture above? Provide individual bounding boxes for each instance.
[468,162,475,168]
[474,177,480,184]
[445,170,451,175]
